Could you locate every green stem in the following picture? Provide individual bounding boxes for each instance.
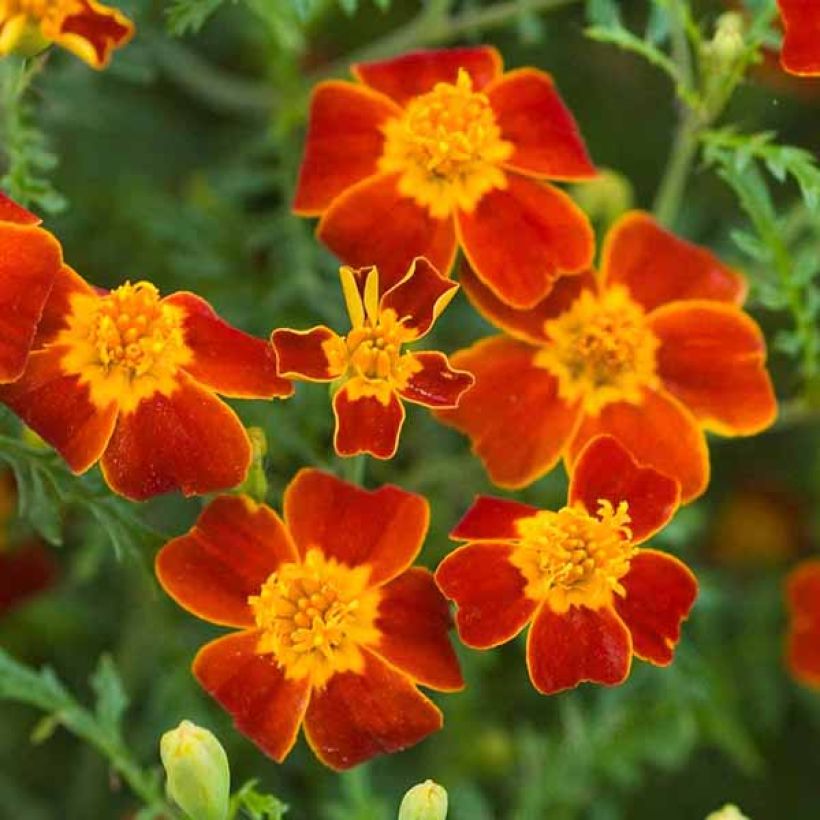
[342,454,367,487]
[652,109,703,226]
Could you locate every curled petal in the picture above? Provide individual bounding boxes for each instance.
[436,542,535,648]
[46,0,134,69]
[0,193,39,225]
[778,0,820,76]
[450,496,538,542]
[271,326,341,382]
[526,604,632,694]
[456,175,594,308]
[786,560,820,687]
[33,266,96,348]
[165,292,292,399]
[352,46,503,105]
[293,81,401,215]
[193,631,311,763]
[332,383,406,460]
[567,389,709,504]
[487,68,596,180]
[649,301,777,435]
[399,351,474,409]
[0,347,117,474]
[375,567,463,691]
[283,467,428,586]
[602,211,746,311]
[614,550,698,665]
[99,375,251,501]
[304,648,442,770]
[318,173,458,292]
[156,495,298,628]
[459,260,597,345]
[569,435,681,544]
[436,337,580,488]
[380,257,458,339]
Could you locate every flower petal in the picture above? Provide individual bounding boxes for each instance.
[283,467,428,586]
[435,542,535,648]
[459,260,597,345]
[486,68,596,180]
[164,292,293,399]
[380,257,458,339]
[293,81,401,215]
[332,383,406,459]
[786,560,820,687]
[0,542,58,616]
[0,223,62,383]
[613,550,698,665]
[193,631,311,763]
[155,495,298,628]
[352,46,503,105]
[566,388,709,504]
[0,193,39,225]
[99,375,251,501]
[778,0,820,76]
[435,337,580,488]
[526,604,632,694]
[271,326,340,381]
[374,567,463,691]
[568,435,681,544]
[318,173,458,292]
[450,496,538,541]
[33,265,96,347]
[303,648,442,770]
[398,351,474,409]
[456,175,594,308]
[649,301,777,435]
[601,211,746,311]
[49,0,133,69]
[0,347,117,473]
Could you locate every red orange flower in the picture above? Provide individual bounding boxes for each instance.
[272,258,473,459]
[156,469,463,769]
[785,559,820,688]
[0,194,62,385]
[777,1,820,76]
[0,263,293,501]
[293,46,596,308]
[0,0,133,68]
[436,435,698,694]
[436,211,777,503]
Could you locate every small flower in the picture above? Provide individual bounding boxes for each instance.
[436,435,698,694]
[160,720,230,820]
[0,258,293,500]
[0,194,62,385]
[0,0,133,68]
[777,1,820,77]
[155,470,463,770]
[785,559,820,689]
[398,780,448,820]
[294,47,596,308]
[436,211,777,503]
[272,258,473,459]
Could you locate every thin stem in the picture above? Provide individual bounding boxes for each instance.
[652,110,702,226]
[342,454,367,487]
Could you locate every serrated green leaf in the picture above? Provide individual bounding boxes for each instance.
[90,656,128,736]
[165,0,224,35]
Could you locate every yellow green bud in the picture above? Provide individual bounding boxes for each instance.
[236,427,268,501]
[160,720,230,820]
[398,780,448,820]
[704,12,745,69]
[705,805,750,820]
[569,169,633,230]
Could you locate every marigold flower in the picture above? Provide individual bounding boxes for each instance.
[0,263,293,501]
[436,435,698,694]
[293,46,596,308]
[785,559,820,689]
[272,258,474,459]
[0,0,133,68]
[777,0,820,76]
[436,211,777,502]
[155,470,463,770]
[0,194,62,385]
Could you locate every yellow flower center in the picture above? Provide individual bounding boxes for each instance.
[248,549,381,689]
[511,501,635,613]
[379,68,513,219]
[534,285,660,415]
[57,281,192,413]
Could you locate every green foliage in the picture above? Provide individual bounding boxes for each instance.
[166,0,227,35]
[230,780,289,820]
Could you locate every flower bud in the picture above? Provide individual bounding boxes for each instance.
[160,720,230,820]
[570,169,633,230]
[236,427,268,501]
[398,780,448,820]
[0,22,50,60]
[703,12,745,69]
[706,805,750,820]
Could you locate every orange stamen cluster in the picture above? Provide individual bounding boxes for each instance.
[511,501,635,613]
[249,549,381,688]
[379,68,513,218]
